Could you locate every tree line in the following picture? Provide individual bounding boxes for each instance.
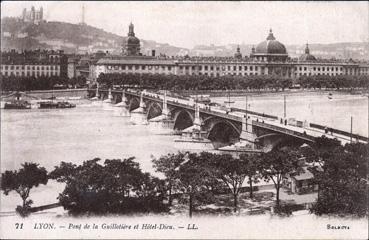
[0,75,87,92]
[1,137,368,218]
[298,75,369,89]
[2,73,367,92]
[97,73,369,91]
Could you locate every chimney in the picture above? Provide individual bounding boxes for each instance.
[152,50,156,57]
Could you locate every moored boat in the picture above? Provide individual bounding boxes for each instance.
[39,101,76,109]
[4,100,32,109]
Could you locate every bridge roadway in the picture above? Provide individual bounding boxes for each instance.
[109,89,368,145]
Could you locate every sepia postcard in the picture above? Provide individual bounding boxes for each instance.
[0,1,368,239]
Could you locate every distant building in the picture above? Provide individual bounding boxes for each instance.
[0,49,67,78]
[93,25,369,80]
[67,51,108,83]
[298,44,316,62]
[283,166,321,194]
[122,23,141,56]
[234,45,242,59]
[21,6,44,24]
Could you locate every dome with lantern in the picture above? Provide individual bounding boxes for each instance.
[251,29,288,62]
[123,22,141,56]
[299,43,316,62]
[234,45,242,59]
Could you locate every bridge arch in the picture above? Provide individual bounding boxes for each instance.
[172,109,194,130]
[146,102,163,120]
[128,97,140,111]
[256,133,306,152]
[205,118,241,146]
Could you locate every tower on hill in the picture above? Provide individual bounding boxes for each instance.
[80,4,86,25]
[21,6,44,24]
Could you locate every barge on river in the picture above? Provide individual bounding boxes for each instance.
[39,101,76,109]
[4,100,32,109]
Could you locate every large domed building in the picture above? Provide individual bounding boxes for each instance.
[123,22,141,56]
[251,29,288,62]
[95,25,369,82]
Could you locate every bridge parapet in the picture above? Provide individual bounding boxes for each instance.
[231,107,278,120]
[200,108,242,122]
[309,122,368,142]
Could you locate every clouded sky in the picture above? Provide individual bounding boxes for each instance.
[2,1,368,48]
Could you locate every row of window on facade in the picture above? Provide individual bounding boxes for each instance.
[178,65,261,72]
[1,65,59,70]
[296,72,347,77]
[1,71,60,77]
[181,72,262,77]
[105,64,263,72]
[106,65,173,71]
[296,66,343,72]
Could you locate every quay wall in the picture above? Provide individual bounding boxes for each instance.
[2,88,88,99]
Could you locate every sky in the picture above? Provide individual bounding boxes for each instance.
[2,1,369,48]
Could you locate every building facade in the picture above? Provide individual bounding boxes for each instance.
[67,51,107,83]
[94,25,369,81]
[0,49,67,78]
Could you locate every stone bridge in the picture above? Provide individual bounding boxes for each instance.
[87,88,366,152]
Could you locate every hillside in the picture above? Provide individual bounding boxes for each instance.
[0,17,188,56]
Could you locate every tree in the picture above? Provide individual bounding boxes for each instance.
[176,153,218,218]
[310,142,368,217]
[152,152,187,206]
[50,157,168,215]
[258,148,303,207]
[1,162,48,217]
[300,136,342,201]
[209,153,248,212]
[239,153,261,199]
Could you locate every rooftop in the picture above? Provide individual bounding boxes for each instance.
[97,57,175,66]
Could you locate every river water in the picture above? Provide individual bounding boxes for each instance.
[0,91,368,212]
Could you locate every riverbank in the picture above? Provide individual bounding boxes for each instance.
[1,88,88,99]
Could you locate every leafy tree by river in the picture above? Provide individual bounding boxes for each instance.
[49,157,168,216]
[298,75,369,90]
[308,140,369,217]
[0,162,48,217]
[0,75,86,92]
[205,152,250,212]
[257,147,303,208]
[1,142,367,217]
[152,152,187,206]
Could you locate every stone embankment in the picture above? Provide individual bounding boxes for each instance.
[1,88,88,99]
